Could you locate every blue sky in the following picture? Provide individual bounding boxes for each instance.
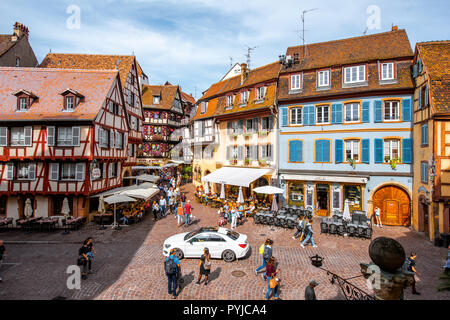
[1,0,449,99]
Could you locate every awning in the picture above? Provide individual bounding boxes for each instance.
[121,187,160,200]
[280,174,368,184]
[131,166,163,170]
[90,182,157,198]
[202,167,272,187]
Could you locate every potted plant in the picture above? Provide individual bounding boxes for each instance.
[390,157,400,170]
[244,158,250,165]
[258,130,268,137]
[347,158,356,169]
[384,155,390,163]
[243,132,252,138]
[258,159,267,166]
[231,133,239,139]
[230,159,237,165]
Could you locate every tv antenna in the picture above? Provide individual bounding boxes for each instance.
[229,57,233,68]
[244,45,258,70]
[300,8,318,61]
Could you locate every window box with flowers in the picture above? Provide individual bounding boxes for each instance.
[258,159,267,166]
[243,132,253,139]
[231,133,239,139]
[230,159,238,165]
[258,130,269,137]
[244,158,251,166]
[347,158,356,169]
[384,155,400,170]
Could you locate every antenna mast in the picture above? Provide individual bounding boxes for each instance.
[300,8,318,61]
[245,45,258,70]
[229,57,233,68]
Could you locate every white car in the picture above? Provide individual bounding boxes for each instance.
[163,227,250,262]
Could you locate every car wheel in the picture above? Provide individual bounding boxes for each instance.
[173,248,184,260]
[222,249,236,262]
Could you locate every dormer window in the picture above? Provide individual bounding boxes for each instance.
[14,90,38,111]
[19,97,27,110]
[60,88,84,111]
[380,62,395,80]
[66,96,74,111]
[153,95,160,104]
[344,65,366,84]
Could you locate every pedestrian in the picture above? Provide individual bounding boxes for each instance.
[176,203,184,227]
[230,205,237,229]
[0,240,6,282]
[237,203,244,224]
[265,257,280,300]
[152,200,159,221]
[402,252,421,295]
[305,280,318,300]
[159,195,166,218]
[374,207,383,227]
[292,216,305,240]
[78,239,92,280]
[184,200,192,225]
[195,248,212,286]
[300,219,318,248]
[165,249,181,299]
[145,201,151,216]
[255,239,273,275]
[181,192,187,209]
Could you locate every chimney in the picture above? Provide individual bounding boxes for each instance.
[240,63,248,84]
[391,25,398,31]
[13,22,29,39]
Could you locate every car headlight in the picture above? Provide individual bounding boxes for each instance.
[164,244,171,248]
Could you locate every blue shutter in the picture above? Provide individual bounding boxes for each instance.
[331,104,336,124]
[298,140,303,162]
[307,105,315,125]
[402,139,412,164]
[362,139,370,163]
[425,84,429,106]
[335,104,343,124]
[402,99,411,122]
[289,140,296,162]
[374,100,382,122]
[362,101,370,123]
[374,139,383,163]
[335,139,343,163]
[281,108,288,127]
[303,107,309,126]
[323,140,331,162]
[315,140,322,162]
[418,89,422,109]
[412,64,418,78]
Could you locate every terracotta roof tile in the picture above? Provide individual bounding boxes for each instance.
[180,91,196,104]
[0,67,118,121]
[0,34,17,56]
[39,53,138,88]
[141,84,179,111]
[282,29,413,73]
[417,41,450,113]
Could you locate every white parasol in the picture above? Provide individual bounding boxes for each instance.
[252,186,284,194]
[204,182,209,194]
[219,183,225,199]
[343,199,351,222]
[271,195,278,212]
[24,198,33,218]
[104,194,137,229]
[237,186,244,203]
[61,197,71,217]
[98,195,105,214]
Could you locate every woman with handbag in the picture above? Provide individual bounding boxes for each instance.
[78,240,91,280]
[195,247,212,286]
[265,257,280,300]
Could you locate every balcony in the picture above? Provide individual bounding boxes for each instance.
[144,118,181,126]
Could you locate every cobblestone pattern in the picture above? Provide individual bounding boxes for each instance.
[0,183,449,300]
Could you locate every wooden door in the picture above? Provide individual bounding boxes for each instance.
[373,186,410,226]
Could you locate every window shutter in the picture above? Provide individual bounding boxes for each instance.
[425,84,429,106]
[335,104,343,124]
[269,116,274,131]
[24,126,32,146]
[323,140,330,162]
[330,104,336,124]
[289,140,296,162]
[0,127,8,146]
[252,145,258,160]
[374,100,382,122]
[315,140,322,162]
[268,144,273,160]
[47,126,55,146]
[108,163,112,178]
[226,146,230,160]
[402,139,412,164]
[308,105,315,125]
[227,121,232,134]
[75,163,85,181]
[374,139,383,163]
[303,107,309,125]
[418,59,422,73]
[110,130,115,148]
[298,141,303,162]
[50,163,59,181]
[418,88,422,109]
[362,101,370,123]
[335,139,343,163]
[28,163,36,180]
[6,163,14,180]
[402,99,411,122]
[252,118,259,132]
[103,163,107,179]
[362,139,370,163]
[412,64,418,78]
[72,127,81,146]
[238,146,243,160]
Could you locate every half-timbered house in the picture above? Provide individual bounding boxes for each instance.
[39,53,144,185]
[0,67,129,220]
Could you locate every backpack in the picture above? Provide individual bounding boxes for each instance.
[164,257,178,275]
[401,258,412,272]
[259,244,265,255]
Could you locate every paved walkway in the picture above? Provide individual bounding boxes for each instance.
[0,183,449,300]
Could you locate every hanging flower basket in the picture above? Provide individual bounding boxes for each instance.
[390,157,400,170]
[347,158,356,169]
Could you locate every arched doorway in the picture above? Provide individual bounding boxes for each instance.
[418,195,429,235]
[373,185,411,226]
